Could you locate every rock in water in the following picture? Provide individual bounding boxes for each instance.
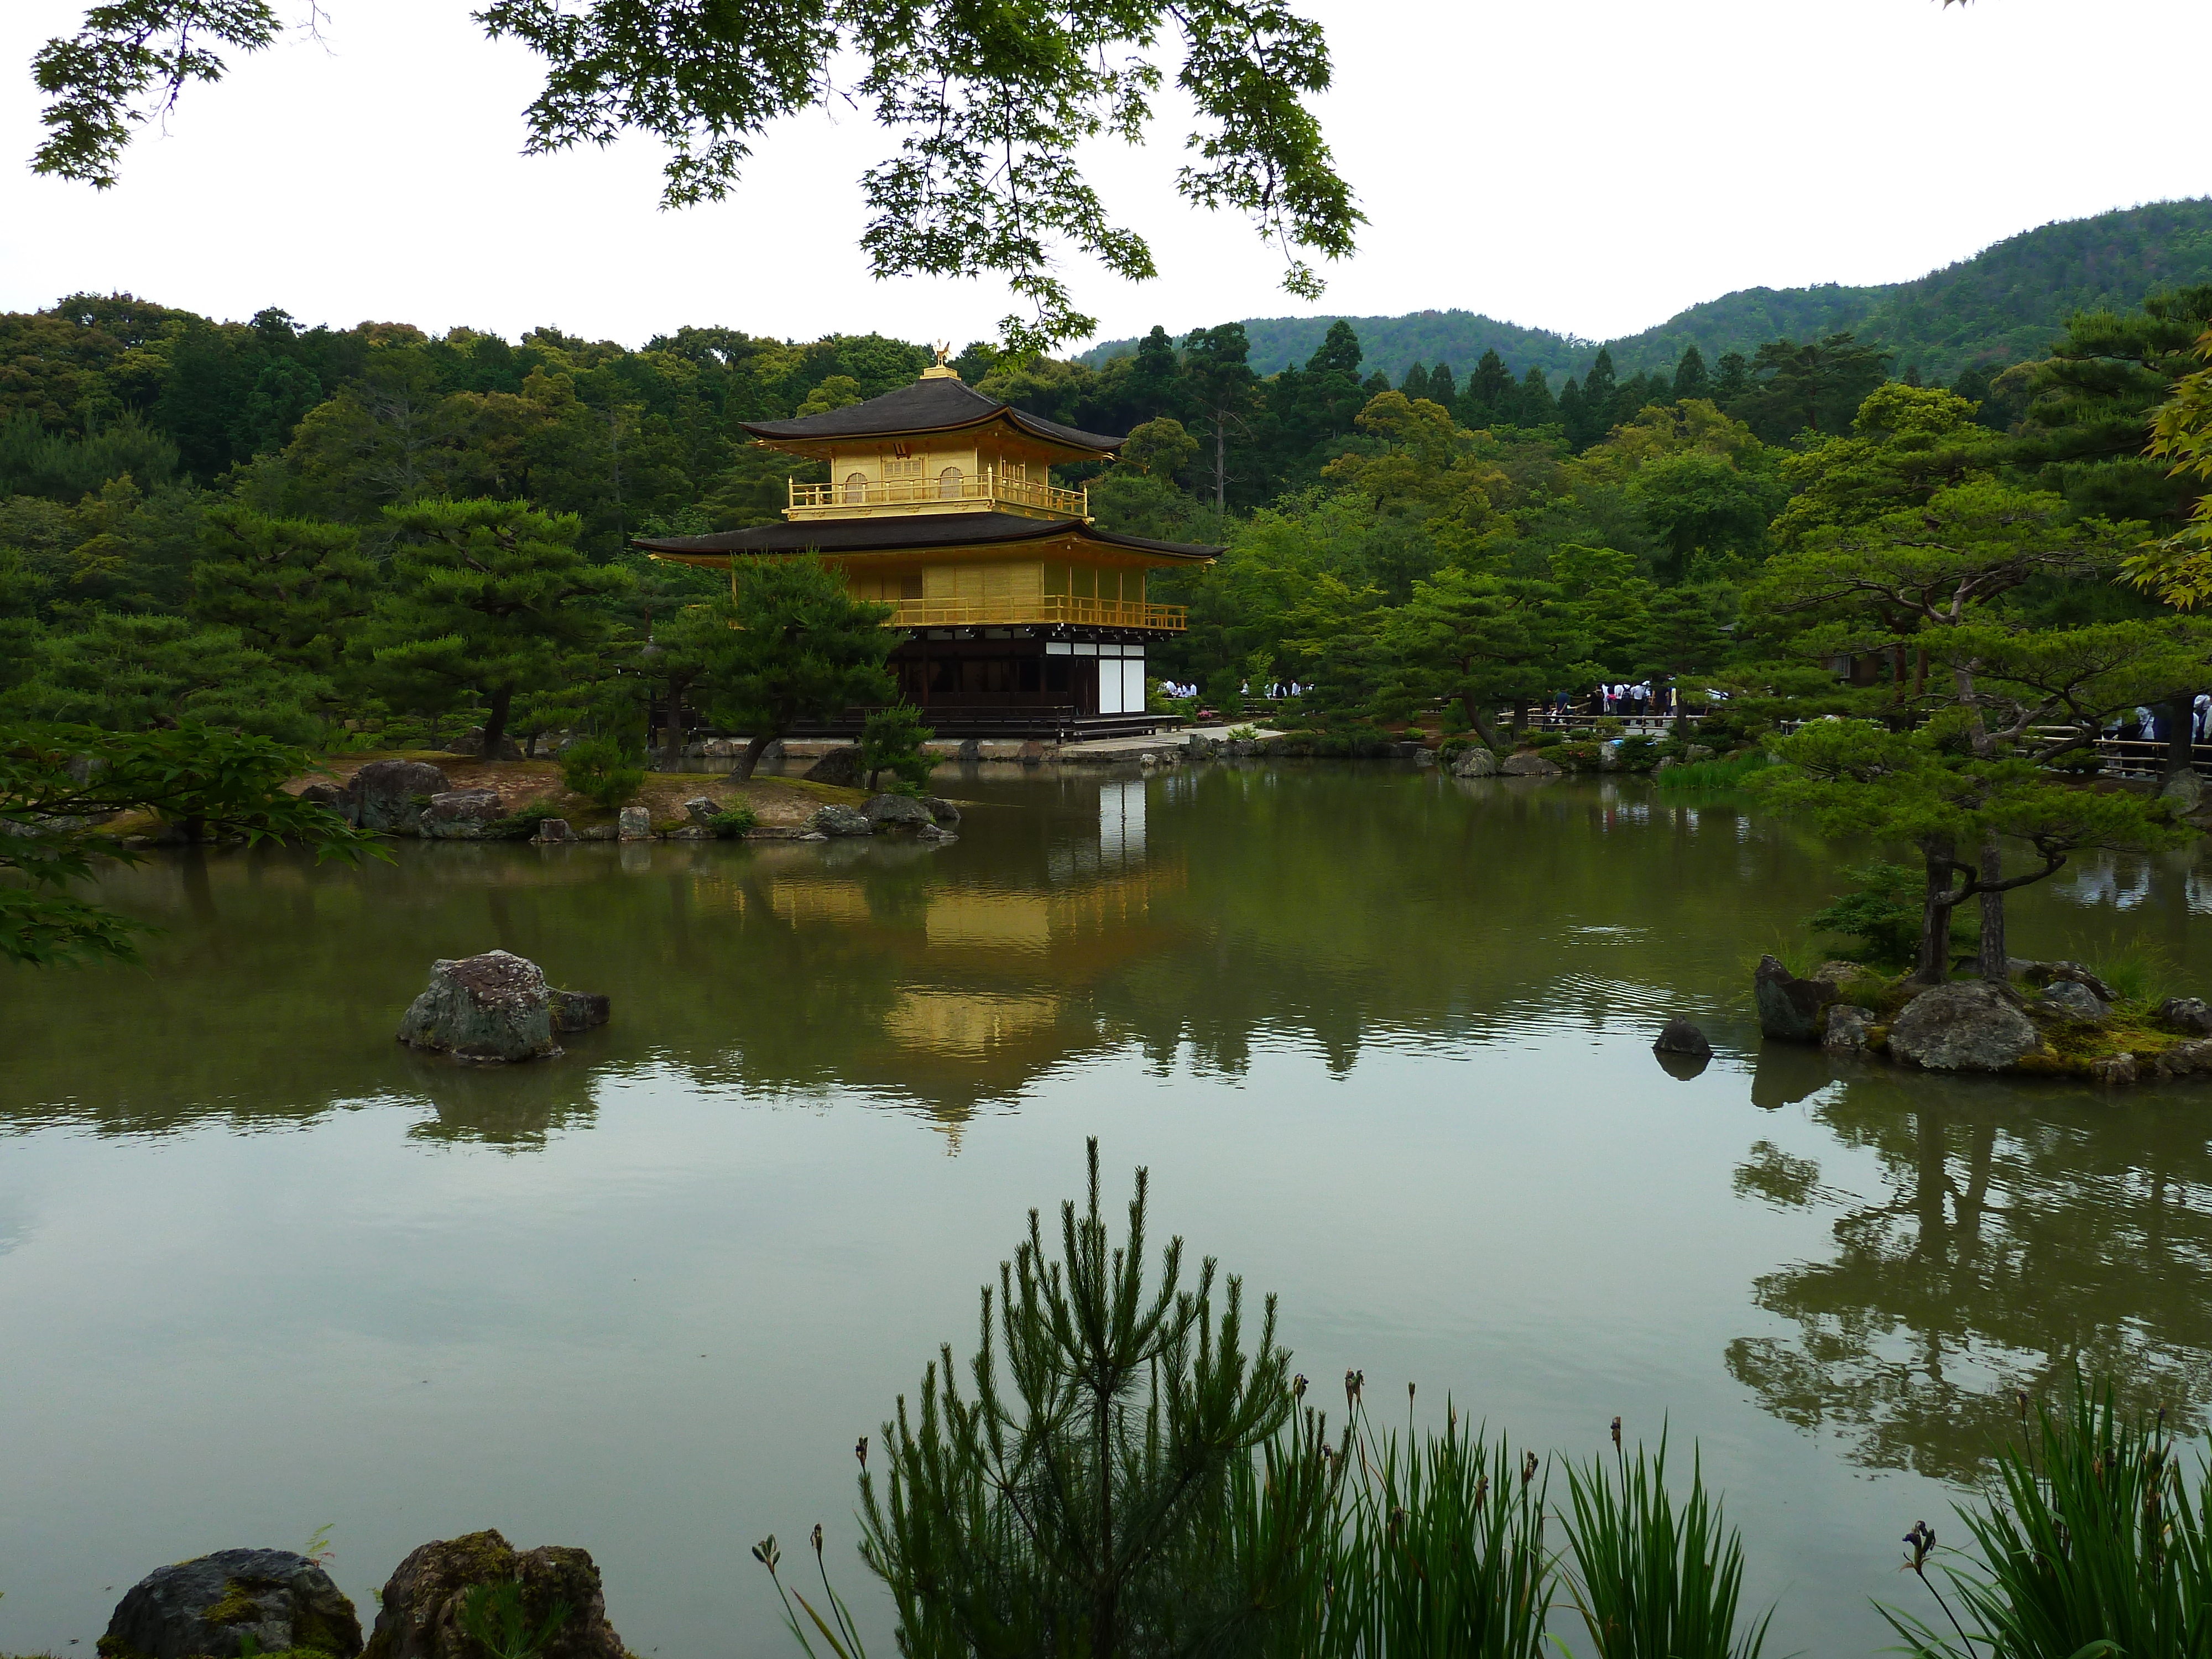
[2034,978,2110,1022]
[617,805,651,841]
[811,804,874,837]
[1451,747,1499,778]
[363,1531,624,1659]
[1886,980,2039,1072]
[533,818,575,844]
[422,789,504,839]
[347,760,452,833]
[1652,1017,1713,1058]
[550,989,610,1033]
[1823,1005,1874,1053]
[863,792,933,828]
[2159,997,2212,1036]
[1498,752,1561,778]
[2156,1037,2212,1077]
[803,747,865,786]
[101,1548,362,1659]
[1754,955,1837,1042]
[397,951,580,1062]
[921,796,962,827]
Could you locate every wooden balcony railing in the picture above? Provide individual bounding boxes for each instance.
[884,596,1186,631]
[790,471,1088,517]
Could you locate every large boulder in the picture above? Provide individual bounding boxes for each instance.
[863,792,933,828]
[922,796,962,827]
[2159,997,2212,1036]
[533,818,575,844]
[811,804,874,837]
[617,805,651,841]
[362,1530,623,1659]
[1887,979,2041,1072]
[421,790,504,840]
[1499,752,1561,778]
[804,747,865,786]
[1451,747,1499,779]
[1652,1017,1712,1058]
[395,951,606,1063]
[347,760,451,833]
[101,1548,361,1659]
[1754,954,1837,1042]
[2156,1038,2212,1077]
[297,781,349,817]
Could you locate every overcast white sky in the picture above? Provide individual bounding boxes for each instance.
[1,0,2204,354]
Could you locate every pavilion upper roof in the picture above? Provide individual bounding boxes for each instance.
[739,373,1124,458]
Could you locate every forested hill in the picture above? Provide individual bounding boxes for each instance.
[1082,198,2212,385]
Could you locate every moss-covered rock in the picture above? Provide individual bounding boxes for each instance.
[363,1532,624,1659]
[101,1550,360,1659]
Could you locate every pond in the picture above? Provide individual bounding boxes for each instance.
[4,762,2211,1659]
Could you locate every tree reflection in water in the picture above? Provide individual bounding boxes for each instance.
[1728,1068,2212,1483]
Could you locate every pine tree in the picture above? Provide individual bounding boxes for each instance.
[190,505,373,672]
[1305,319,1363,379]
[1430,361,1457,406]
[1400,362,1431,403]
[1516,366,1558,427]
[361,498,633,758]
[1712,352,1751,405]
[1557,377,1592,450]
[1672,345,1709,401]
[850,1140,1339,1659]
[703,552,898,778]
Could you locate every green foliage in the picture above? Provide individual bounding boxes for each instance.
[851,1140,1336,1658]
[706,555,897,779]
[1882,1386,2212,1659]
[0,721,380,966]
[362,498,632,758]
[29,0,1361,354]
[1654,752,1773,791]
[457,1580,571,1659]
[559,738,645,809]
[706,805,759,838]
[3,612,330,743]
[859,704,936,792]
[1559,1426,1772,1659]
[1807,860,1970,969]
[191,505,372,671]
[1319,1389,1553,1659]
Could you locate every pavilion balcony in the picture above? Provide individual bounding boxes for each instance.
[789,471,1089,519]
[882,596,1186,632]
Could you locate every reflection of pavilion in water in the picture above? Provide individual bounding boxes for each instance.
[708,780,1181,1128]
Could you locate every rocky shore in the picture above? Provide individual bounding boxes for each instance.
[1751,953,2212,1086]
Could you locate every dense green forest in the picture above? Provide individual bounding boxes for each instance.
[1087,200,2212,387]
[1,258,2208,761]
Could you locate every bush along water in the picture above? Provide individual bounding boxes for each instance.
[757,1149,2208,1659]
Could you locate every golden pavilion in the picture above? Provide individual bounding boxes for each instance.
[633,352,1218,737]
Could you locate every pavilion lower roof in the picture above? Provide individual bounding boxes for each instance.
[632,512,1219,563]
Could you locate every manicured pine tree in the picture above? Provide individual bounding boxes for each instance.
[702,552,898,779]
[361,498,633,759]
[190,505,373,672]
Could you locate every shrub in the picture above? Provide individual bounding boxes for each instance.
[483,800,564,840]
[1617,735,1660,771]
[559,738,646,808]
[706,806,759,838]
[1531,728,1564,748]
[1556,742,1602,770]
[860,704,936,792]
[1808,860,1974,969]
[1654,752,1775,791]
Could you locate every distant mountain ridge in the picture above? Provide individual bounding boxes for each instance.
[1079,199,2212,388]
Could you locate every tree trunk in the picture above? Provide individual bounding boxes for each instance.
[663,688,687,759]
[1917,838,1959,984]
[736,731,776,781]
[1975,834,2008,980]
[479,687,514,761]
[1214,418,1227,514]
[2166,693,2197,781]
[1462,692,1500,750]
[1509,701,1526,739]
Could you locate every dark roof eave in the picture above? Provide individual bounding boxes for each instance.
[632,512,1218,562]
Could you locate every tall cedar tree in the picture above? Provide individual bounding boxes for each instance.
[363,499,633,758]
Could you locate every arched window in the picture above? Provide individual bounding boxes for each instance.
[843,472,868,503]
[938,466,963,500]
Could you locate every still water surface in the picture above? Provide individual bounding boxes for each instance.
[5,764,2211,1657]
